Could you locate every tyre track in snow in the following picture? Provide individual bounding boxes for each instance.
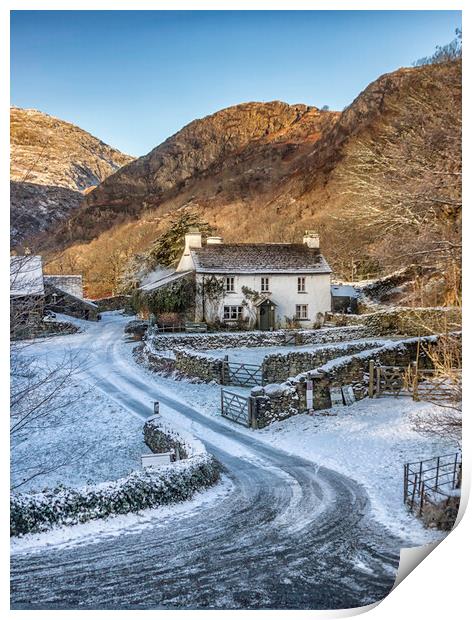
[11,315,401,609]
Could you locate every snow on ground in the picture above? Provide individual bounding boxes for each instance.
[124,334,459,543]
[11,380,149,493]
[151,338,392,365]
[255,398,459,542]
[202,340,388,364]
[11,312,459,547]
[11,312,149,493]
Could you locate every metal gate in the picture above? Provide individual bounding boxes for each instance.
[221,389,252,426]
[223,361,262,387]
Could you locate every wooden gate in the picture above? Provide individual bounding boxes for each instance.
[368,360,461,401]
[223,361,263,387]
[221,389,252,426]
[372,364,407,398]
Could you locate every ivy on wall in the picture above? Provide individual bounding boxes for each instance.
[132,276,196,317]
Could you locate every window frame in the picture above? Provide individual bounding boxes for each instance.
[225,276,235,293]
[223,305,243,321]
[261,276,270,293]
[297,276,306,293]
[295,304,308,320]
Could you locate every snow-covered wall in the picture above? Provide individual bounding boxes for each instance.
[261,339,391,383]
[10,416,220,537]
[147,325,372,352]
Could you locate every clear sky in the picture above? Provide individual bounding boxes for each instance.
[11,10,461,157]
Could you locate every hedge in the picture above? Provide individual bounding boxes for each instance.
[11,453,220,537]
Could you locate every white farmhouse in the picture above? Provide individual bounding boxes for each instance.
[173,230,332,330]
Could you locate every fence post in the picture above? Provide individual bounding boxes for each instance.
[404,463,409,503]
[411,473,418,511]
[435,456,440,490]
[368,360,375,398]
[249,396,258,429]
[453,452,458,489]
[221,355,229,385]
[419,481,425,516]
[412,361,419,401]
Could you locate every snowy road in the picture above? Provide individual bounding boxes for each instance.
[11,315,402,609]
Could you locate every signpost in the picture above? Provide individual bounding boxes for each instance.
[306,379,314,411]
[341,385,356,406]
[141,452,172,469]
[329,387,344,407]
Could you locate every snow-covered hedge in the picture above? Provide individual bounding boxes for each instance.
[11,416,220,537]
[11,456,220,537]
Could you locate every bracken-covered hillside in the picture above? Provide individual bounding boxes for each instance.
[41,61,461,301]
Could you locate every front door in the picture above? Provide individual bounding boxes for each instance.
[258,301,275,331]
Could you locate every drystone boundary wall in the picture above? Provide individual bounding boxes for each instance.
[364,307,461,336]
[173,348,224,383]
[249,335,442,425]
[261,339,391,384]
[94,295,132,312]
[10,417,220,537]
[147,325,373,352]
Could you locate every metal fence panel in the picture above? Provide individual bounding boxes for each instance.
[221,389,251,426]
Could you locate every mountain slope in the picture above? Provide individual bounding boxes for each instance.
[50,101,339,244]
[10,107,133,243]
[42,61,461,300]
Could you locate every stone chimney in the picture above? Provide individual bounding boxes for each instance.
[303,230,320,249]
[176,230,202,272]
[184,230,202,252]
[206,236,223,245]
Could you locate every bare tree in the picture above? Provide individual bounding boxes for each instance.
[332,60,461,302]
[10,255,93,490]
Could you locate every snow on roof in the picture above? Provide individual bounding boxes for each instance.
[331,284,359,298]
[45,282,98,308]
[190,244,332,274]
[10,255,44,297]
[140,270,192,293]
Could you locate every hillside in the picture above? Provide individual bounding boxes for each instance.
[10,107,133,243]
[41,61,461,301]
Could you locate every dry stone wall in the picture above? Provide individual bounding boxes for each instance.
[250,335,443,423]
[174,348,224,383]
[363,307,461,336]
[147,325,373,352]
[11,416,219,536]
[261,339,390,384]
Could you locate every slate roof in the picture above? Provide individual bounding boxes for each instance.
[190,244,332,274]
[140,270,192,293]
[10,255,44,297]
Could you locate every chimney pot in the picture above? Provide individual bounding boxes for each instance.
[206,236,223,245]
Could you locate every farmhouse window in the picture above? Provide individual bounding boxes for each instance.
[295,304,308,320]
[297,277,306,293]
[261,277,270,292]
[223,305,243,320]
[225,276,235,292]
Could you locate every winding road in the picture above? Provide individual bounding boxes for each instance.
[11,314,402,610]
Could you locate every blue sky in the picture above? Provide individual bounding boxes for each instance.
[11,10,461,157]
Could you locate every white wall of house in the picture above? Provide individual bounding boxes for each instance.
[195,272,331,328]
